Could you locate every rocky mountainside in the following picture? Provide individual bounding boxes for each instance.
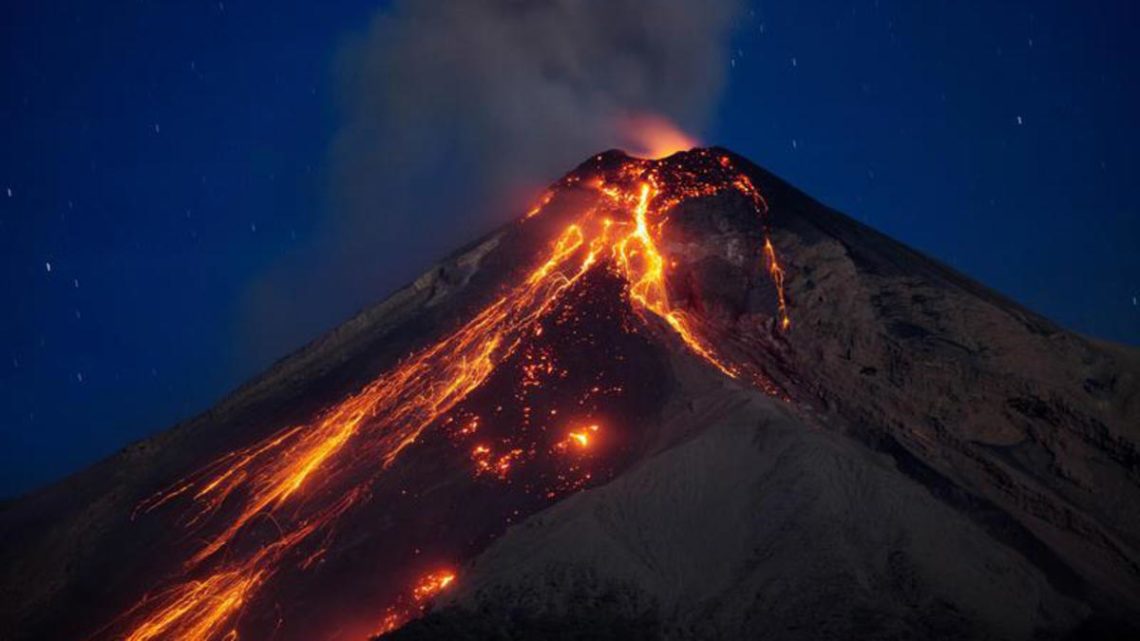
[1,149,1137,641]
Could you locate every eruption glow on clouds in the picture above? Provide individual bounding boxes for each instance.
[247,0,744,364]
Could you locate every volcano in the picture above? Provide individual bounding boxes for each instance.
[1,149,1138,641]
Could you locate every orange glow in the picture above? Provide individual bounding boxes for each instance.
[373,569,457,636]
[618,113,699,159]
[120,569,259,641]
[764,238,792,330]
[524,189,554,218]
[411,570,456,602]
[556,423,600,451]
[114,150,790,641]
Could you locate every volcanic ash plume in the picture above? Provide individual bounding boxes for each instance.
[243,0,744,369]
[335,0,742,214]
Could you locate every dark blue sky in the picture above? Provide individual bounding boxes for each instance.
[2,1,1137,497]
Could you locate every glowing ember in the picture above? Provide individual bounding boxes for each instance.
[111,149,790,640]
[373,570,457,637]
[555,423,600,451]
[411,570,457,602]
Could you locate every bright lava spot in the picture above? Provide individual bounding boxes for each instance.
[556,423,601,452]
[411,570,457,602]
[374,569,457,637]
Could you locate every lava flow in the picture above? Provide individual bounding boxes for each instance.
[372,569,457,637]
[107,149,791,640]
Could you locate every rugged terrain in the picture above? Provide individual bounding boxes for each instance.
[1,149,1137,640]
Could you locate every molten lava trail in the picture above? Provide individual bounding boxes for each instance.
[111,151,790,640]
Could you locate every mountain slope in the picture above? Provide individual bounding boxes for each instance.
[1,149,1137,641]
[389,153,1140,639]
[401,381,1082,640]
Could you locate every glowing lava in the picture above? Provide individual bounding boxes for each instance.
[111,150,790,640]
[556,423,600,451]
[373,569,457,637]
[618,113,699,159]
[412,570,456,600]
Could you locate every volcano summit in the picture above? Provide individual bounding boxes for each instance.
[1,149,1138,640]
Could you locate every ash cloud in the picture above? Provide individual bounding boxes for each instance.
[241,0,743,367]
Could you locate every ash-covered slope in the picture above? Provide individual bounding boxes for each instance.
[1,149,1138,641]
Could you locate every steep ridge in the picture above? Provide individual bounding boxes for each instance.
[0,149,1137,641]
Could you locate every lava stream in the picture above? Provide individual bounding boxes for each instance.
[112,151,790,640]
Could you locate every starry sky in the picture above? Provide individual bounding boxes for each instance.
[2,0,1137,498]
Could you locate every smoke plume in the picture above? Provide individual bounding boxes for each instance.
[242,0,743,367]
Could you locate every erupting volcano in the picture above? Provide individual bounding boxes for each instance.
[110,150,791,641]
[2,148,1139,641]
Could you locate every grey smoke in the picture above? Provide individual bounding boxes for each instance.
[240,0,743,368]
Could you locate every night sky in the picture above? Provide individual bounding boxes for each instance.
[2,1,1137,498]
